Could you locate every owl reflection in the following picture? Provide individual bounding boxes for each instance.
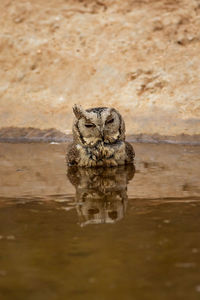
[66,105,135,167]
[67,165,135,226]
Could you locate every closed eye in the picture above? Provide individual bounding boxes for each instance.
[85,123,95,128]
[106,118,114,124]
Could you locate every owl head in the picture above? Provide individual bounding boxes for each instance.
[72,104,125,147]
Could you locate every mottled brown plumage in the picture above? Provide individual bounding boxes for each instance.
[66,105,135,167]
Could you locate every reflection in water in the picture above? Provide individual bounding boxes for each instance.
[67,165,135,226]
[0,143,200,300]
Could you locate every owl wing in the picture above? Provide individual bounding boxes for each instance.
[66,142,79,166]
[125,142,135,163]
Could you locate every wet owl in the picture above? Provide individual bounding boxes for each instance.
[66,105,135,167]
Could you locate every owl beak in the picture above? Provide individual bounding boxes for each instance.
[98,126,104,140]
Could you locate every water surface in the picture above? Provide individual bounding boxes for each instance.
[0,143,200,300]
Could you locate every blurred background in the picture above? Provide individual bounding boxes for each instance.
[0,0,200,142]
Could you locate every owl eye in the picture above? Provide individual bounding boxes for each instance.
[85,123,95,128]
[106,118,114,124]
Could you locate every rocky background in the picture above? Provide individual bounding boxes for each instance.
[0,0,200,142]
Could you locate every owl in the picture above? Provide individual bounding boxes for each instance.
[66,105,135,167]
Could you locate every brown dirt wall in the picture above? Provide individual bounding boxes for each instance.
[0,0,200,142]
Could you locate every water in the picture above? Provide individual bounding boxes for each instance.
[0,143,200,300]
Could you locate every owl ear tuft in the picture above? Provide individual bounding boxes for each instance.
[73,104,85,120]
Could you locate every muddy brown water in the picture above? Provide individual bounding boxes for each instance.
[0,143,200,300]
